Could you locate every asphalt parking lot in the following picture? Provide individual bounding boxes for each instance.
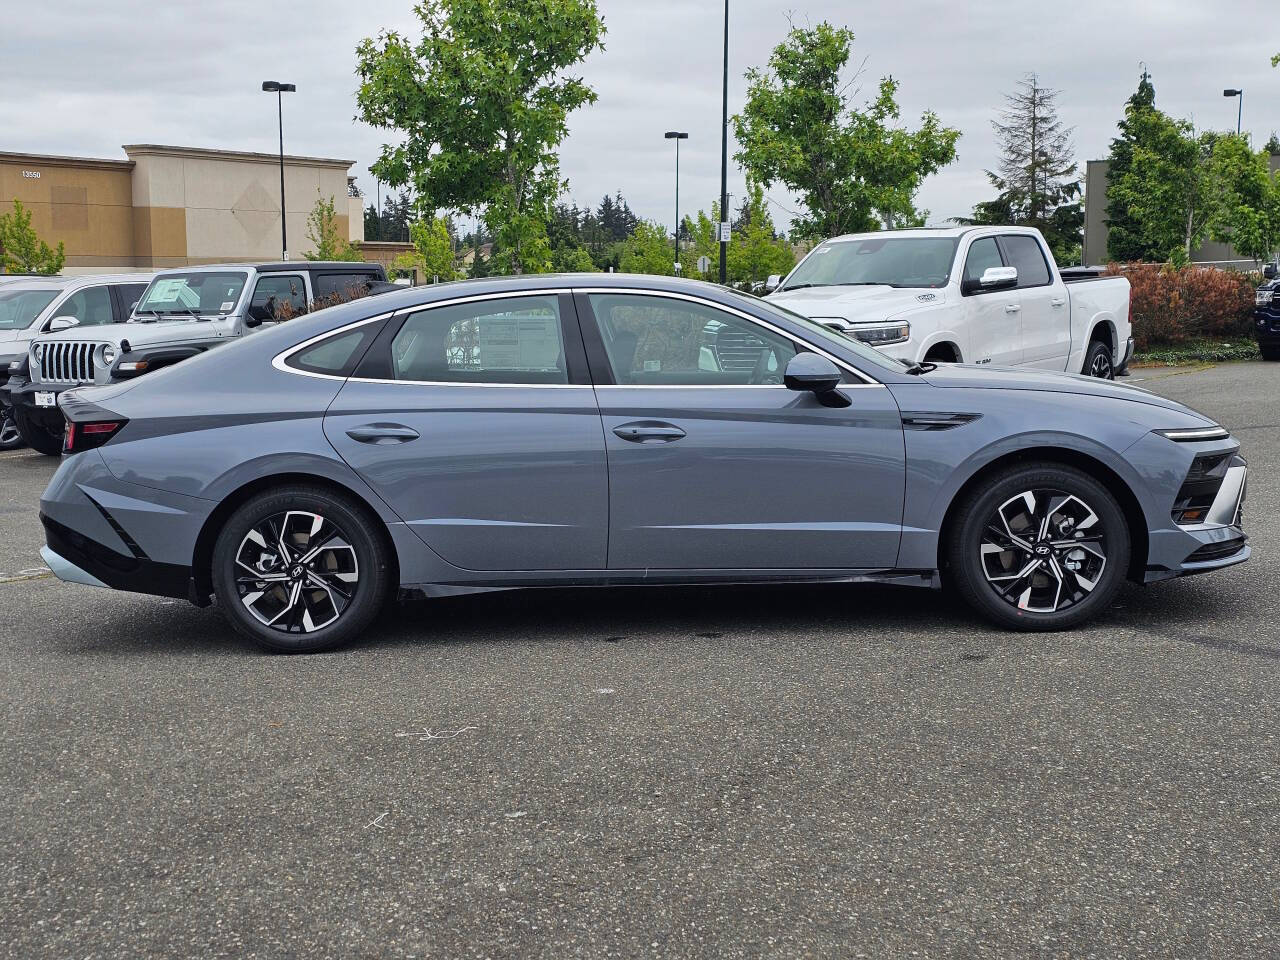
[3,362,1278,959]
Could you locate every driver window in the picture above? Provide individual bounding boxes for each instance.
[250,275,308,320]
[58,286,114,326]
[588,293,796,386]
[963,238,1004,287]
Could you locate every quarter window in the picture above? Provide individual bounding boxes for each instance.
[963,238,1004,287]
[390,296,568,384]
[314,273,375,300]
[998,235,1051,288]
[286,326,379,376]
[587,293,796,386]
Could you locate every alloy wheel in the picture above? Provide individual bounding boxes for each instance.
[233,510,359,633]
[0,411,22,450]
[979,489,1107,613]
[1089,351,1113,379]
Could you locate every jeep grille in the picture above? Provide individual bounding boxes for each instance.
[37,341,98,384]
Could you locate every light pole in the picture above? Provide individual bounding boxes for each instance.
[261,80,296,259]
[664,132,689,272]
[718,0,729,285]
[1224,88,1243,136]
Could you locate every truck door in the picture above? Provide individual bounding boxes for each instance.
[960,237,1022,366]
[1000,235,1069,368]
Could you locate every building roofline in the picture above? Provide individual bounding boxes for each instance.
[0,150,135,171]
[123,144,354,168]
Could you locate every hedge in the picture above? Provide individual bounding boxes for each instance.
[1105,263,1256,350]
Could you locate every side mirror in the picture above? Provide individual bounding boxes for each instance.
[784,353,849,407]
[246,303,273,326]
[963,266,1018,295]
[764,274,782,293]
[48,316,80,332]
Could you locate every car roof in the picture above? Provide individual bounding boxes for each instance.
[149,262,384,276]
[818,225,1045,243]
[0,273,154,291]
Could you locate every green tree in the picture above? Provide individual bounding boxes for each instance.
[1206,135,1280,264]
[355,0,605,274]
[551,245,596,272]
[0,200,65,275]
[680,203,722,280]
[732,22,959,240]
[303,193,363,261]
[393,215,460,281]
[727,183,795,286]
[956,74,1082,263]
[618,221,676,276]
[1104,70,1159,261]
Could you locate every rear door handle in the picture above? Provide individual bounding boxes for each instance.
[346,423,420,444]
[1005,304,1021,313]
[613,420,687,443]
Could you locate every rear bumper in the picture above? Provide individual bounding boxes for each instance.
[1117,336,1134,372]
[41,512,191,599]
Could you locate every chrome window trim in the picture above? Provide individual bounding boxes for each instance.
[273,285,885,388]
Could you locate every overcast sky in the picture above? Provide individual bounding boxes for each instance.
[3,0,1277,235]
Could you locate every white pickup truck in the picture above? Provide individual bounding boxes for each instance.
[766,226,1133,379]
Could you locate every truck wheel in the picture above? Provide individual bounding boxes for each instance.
[13,405,64,456]
[945,462,1130,631]
[1083,340,1114,379]
[0,404,24,451]
[211,485,392,653]
[1261,345,1280,362]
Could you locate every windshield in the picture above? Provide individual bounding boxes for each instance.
[781,236,958,291]
[735,292,910,376]
[0,289,58,330]
[134,272,248,318]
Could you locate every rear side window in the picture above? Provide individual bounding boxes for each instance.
[998,235,1051,288]
[390,296,567,384]
[286,324,380,376]
[314,273,375,300]
[963,238,1004,285]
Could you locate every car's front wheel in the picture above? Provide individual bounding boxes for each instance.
[946,463,1131,631]
[0,403,24,451]
[13,405,63,456]
[211,485,392,653]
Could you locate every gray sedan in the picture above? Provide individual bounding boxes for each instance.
[39,275,1248,652]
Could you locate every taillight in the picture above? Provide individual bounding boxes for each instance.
[63,419,127,454]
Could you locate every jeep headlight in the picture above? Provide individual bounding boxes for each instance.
[31,343,45,366]
[853,322,910,346]
[102,344,117,366]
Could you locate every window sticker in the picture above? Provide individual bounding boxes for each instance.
[220,301,235,311]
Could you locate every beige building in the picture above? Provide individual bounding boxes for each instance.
[0,144,366,275]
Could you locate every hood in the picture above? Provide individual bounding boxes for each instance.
[34,319,225,348]
[0,328,27,346]
[919,363,1213,422]
[768,285,946,324]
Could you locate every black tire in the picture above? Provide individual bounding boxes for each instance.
[1260,345,1280,362]
[1083,340,1115,379]
[211,485,392,653]
[14,405,64,456]
[0,403,24,451]
[945,462,1131,631]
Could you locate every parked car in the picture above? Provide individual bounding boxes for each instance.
[6,261,387,455]
[0,273,154,450]
[766,226,1133,379]
[38,273,1246,653]
[1253,277,1280,360]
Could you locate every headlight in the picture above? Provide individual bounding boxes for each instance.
[31,343,45,365]
[1157,426,1231,442]
[852,322,910,346]
[101,344,117,366]
[1256,290,1270,305]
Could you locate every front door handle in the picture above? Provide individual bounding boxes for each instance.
[1050,297,1066,307]
[613,420,687,443]
[346,423,420,444]
[1004,304,1021,314]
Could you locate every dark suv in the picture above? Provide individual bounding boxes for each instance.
[1255,276,1280,361]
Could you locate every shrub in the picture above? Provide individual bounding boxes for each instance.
[1106,262,1255,349]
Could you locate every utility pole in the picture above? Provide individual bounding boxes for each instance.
[718,0,729,285]
[665,132,689,272]
[261,81,296,260]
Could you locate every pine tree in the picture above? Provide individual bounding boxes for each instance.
[957,73,1082,262]
[1104,69,1158,262]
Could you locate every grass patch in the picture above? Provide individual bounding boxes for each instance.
[1133,338,1259,367]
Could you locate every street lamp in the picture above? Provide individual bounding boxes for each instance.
[1224,88,1243,136]
[664,132,689,272]
[262,80,296,259]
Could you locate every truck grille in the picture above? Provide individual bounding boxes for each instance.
[38,341,97,384]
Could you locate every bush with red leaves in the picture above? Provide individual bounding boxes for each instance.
[1105,263,1255,349]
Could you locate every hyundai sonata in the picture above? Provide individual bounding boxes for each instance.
[39,275,1248,652]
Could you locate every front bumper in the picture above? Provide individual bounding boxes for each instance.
[1255,310,1280,347]
[1144,454,1249,583]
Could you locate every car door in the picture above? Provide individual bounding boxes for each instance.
[998,234,1068,368]
[959,237,1022,366]
[323,290,609,572]
[576,289,906,570]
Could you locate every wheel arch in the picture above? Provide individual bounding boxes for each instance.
[190,472,401,602]
[938,446,1149,582]
[922,339,962,363]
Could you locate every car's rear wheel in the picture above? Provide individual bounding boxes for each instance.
[13,405,63,456]
[211,485,392,653]
[946,463,1130,631]
[0,403,24,451]
[1083,340,1115,379]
